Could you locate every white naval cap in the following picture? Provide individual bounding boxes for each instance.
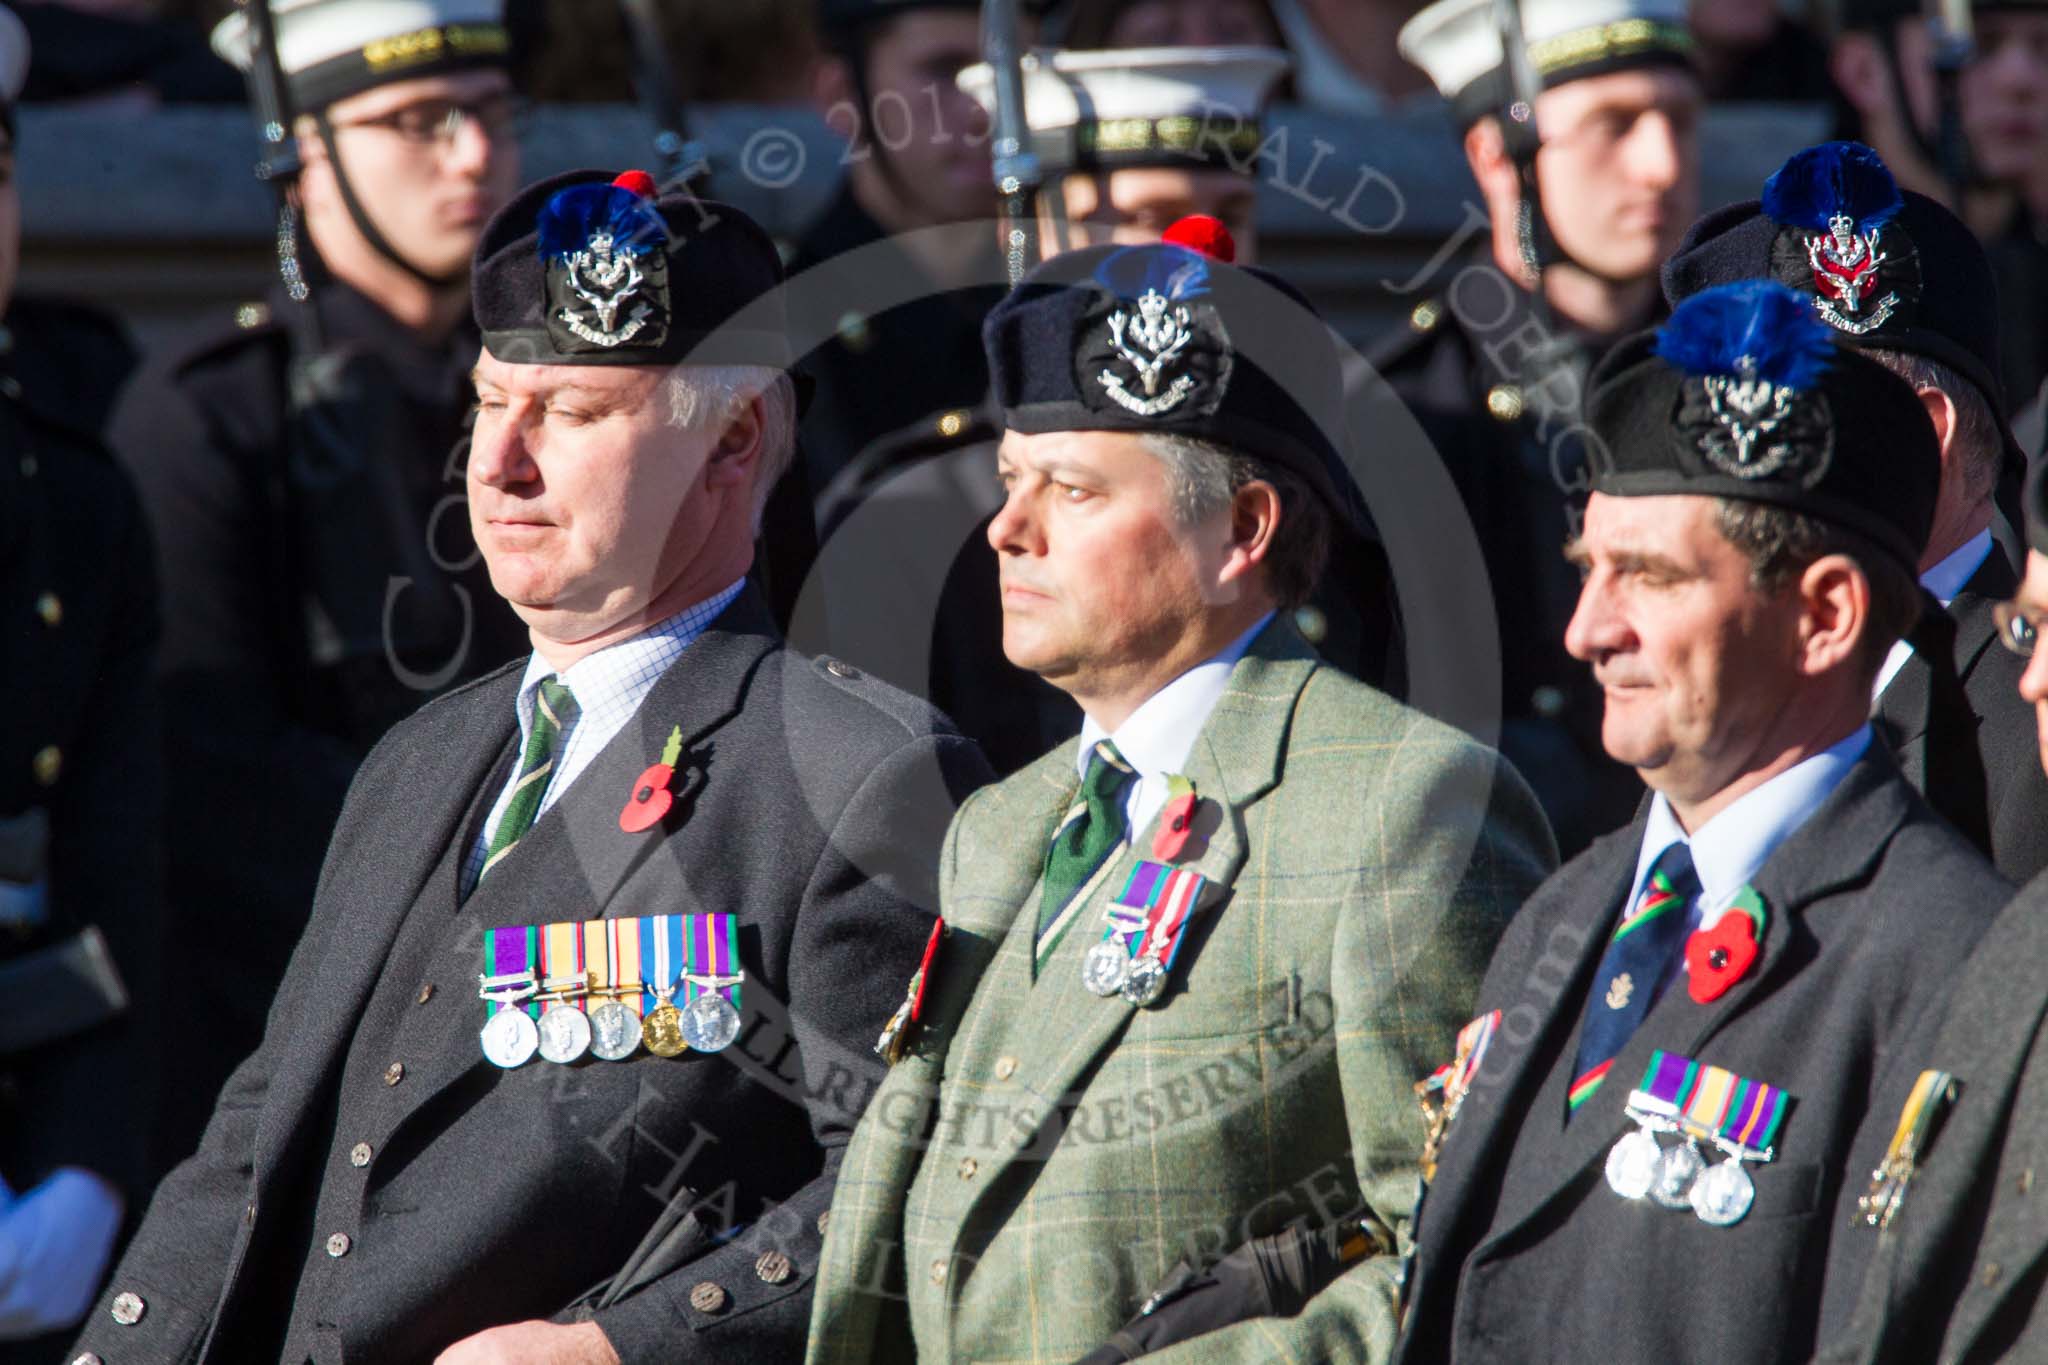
[957,46,1290,173]
[1399,0,1694,125]
[0,6,28,112]
[212,0,508,109]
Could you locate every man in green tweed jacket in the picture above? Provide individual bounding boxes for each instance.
[805,234,1557,1363]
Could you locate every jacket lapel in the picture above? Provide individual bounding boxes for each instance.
[1877,549,2017,749]
[1482,748,1913,1243]
[956,629,1310,1210]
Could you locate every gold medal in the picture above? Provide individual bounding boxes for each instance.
[642,993,689,1057]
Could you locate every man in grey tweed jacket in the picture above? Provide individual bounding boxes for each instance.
[805,236,1556,1363]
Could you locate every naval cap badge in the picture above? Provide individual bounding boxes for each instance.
[539,172,672,355]
[1656,280,1837,485]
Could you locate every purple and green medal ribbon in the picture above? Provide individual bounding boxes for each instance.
[484,924,540,1019]
[1634,1050,1701,1118]
[639,913,684,1012]
[1108,861,1208,966]
[1719,1075,1789,1155]
[684,914,741,1013]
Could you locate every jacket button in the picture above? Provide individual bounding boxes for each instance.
[689,1281,727,1314]
[350,1142,373,1168]
[109,1291,146,1325]
[824,658,859,679]
[1486,384,1525,421]
[384,1061,404,1086]
[817,1210,831,1234]
[327,1232,352,1258]
[994,1056,1017,1080]
[930,1258,948,1285]
[755,1250,793,1285]
[958,1157,978,1180]
[35,592,61,627]
[1983,1261,2003,1285]
[71,1355,104,1365]
[2021,1169,2035,1194]
[32,745,60,786]
[244,1201,258,1224]
[418,982,435,1005]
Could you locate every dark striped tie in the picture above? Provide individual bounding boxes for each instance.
[1566,841,1699,1118]
[479,677,579,882]
[1033,740,1137,977]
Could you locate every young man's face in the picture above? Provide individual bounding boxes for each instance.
[1892,11,2048,183]
[1050,167,1258,261]
[300,68,522,282]
[1530,67,1702,285]
[855,11,996,227]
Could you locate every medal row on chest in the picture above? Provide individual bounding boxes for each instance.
[477,915,743,1068]
[1603,1050,1791,1227]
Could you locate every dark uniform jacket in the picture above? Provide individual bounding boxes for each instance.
[1813,869,2048,1365]
[1367,264,1648,857]
[1874,546,2048,884]
[111,281,529,1174]
[1393,745,2008,1365]
[68,588,991,1365]
[0,363,162,1361]
[787,182,1006,501]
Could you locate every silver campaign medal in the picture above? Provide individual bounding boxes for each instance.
[481,1007,540,1068]
[1650,1140,1706,1209]
[1691,1158,1757,1227]
[1119,955,1168,1007]
[587,1000,642,1061]
[1605,1127,1665,1201]
[681,991,742,1053]
[537,1005,593,1064]
[1082,940,1131,997]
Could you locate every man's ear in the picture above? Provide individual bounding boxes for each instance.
[1915,385,1959,462]
[811,52,859,138]
[1464,117,1511,199]
[1217,479,1282,590]
[704,393,767,491]
[1796,553,1873,678]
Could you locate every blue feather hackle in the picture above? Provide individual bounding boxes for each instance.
[1094,244,1211,302]
[536,183,668,261]
[1653,280,1836,390]
[1760,141,1903,233]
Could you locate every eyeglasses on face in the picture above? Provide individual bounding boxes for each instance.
[330,95,526,147]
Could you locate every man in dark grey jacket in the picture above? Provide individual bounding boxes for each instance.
[1813,463,2048,1365]
[65,171,989,1365]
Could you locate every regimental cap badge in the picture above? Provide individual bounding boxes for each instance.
[1760,141,1919,338]
[539,172,671,356]
[1080,244,1232,421]
[1654,280,1836,485]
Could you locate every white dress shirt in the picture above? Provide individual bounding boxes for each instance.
[1076,612,1274,838]
[1875,528,1994,698]
[464,580,745,891]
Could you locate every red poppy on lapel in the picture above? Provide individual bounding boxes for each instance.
[620,725,684,833]
[1152,775,1199,861]
[1685,884,1768,1004]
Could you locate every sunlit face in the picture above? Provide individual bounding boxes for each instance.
[1106,0,1280,47]
[988,429,1233,693]
[1531,67,1702,284]
[1563,493,1806,805]
[300,69,521,280]
[859,11,994,225]
[468,352,722,641]
[1892,12,2048,183]
[1051,167,1259,260]
[2012,550,2048,776]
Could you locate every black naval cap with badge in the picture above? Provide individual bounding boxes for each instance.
[210,0,510,112]
[1588,277,1991,848]
[982,234,1364,531]
[1662,140,2021,465]
[472,168,798,373]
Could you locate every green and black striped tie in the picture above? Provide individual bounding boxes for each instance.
[479,677,579,882]
[1033,740,1137,977]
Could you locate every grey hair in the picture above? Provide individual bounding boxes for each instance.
[664,364,799,532]
[1137,431,1332,610]
[1713,498,1924,679]
[1865,348,2004,506]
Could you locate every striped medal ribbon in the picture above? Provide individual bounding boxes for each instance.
[534,921,593,1064]
[640,914,688,1057]
[479,924,540,1068]
[680,914,744,1053]
[587,916,643,1062]
[1860,1069,1958,1229]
